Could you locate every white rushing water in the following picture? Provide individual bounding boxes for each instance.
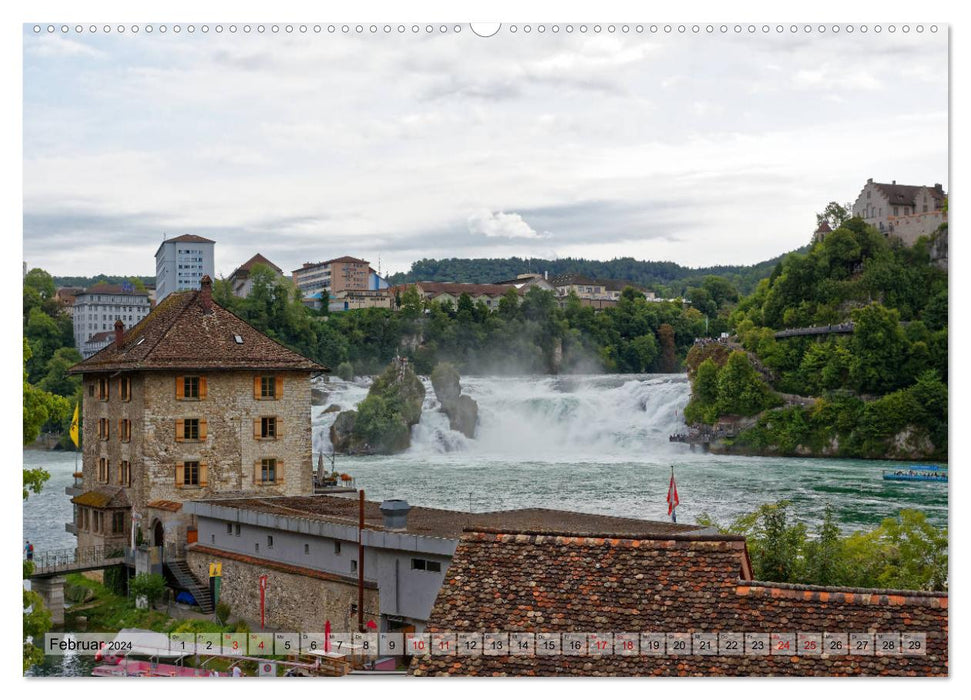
[313,373,691,462]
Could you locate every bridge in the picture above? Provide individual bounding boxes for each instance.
[774,322,854,339]
[30,545,127,578]
[27,543,212,625]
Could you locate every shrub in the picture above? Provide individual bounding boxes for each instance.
[129,573,166,606]
[215,600,232,625]
[335,361,354,381]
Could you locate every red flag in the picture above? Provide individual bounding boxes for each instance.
[667,471,680,516]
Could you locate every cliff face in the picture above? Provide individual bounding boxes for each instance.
[329,358,425,455]
[430,363,478,439]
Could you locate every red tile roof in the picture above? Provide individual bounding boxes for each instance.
[85,331,115,343]
[69,278,326,374]
[410,530,947,677]
[164,234,216,244]
[872,181,946,207]
[146,500,183,512]
[414,282,521,298]
[229,253,283,279]
[815,220,833,233]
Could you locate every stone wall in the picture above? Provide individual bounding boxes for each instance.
[187,547,378,633]
[141,370,314,544]
[78,368,314,548]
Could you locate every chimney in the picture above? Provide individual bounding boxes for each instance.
[892,180,896,185]
[379,499,412,530]
[867,177,873,184]
[114,319,125,348]
[200,275,213,312]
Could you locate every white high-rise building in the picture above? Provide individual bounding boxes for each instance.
[155,234,215,302]
[73,283,152,357]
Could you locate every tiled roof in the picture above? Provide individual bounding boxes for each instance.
[165,234,216,244]
[69,278,326,374]
[815,221,833,233]
[415,282,521,298]
[190,495,705,540]
[410,530,947,677]
[872,181,946,207]
[229,254,283,279]
[550,273,643,293]
[72,487,131,509]
[78,283,149,297]
[146,500,183,512]
[85,331,115,344]
[155,234,215,257]
[189,544,377,589]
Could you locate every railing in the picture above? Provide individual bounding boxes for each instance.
[774,323,855,339]
[30,545,126,576]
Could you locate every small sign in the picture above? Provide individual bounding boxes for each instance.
[208,562,222,578]
[258,661,277,677]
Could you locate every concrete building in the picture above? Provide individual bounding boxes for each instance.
[550,273,654,309]
[67,276,326,554]
[397,282,523,311]
[852,178,947,246]
[72,283,152,358]
[328,289,394,312]
[494,273,556,293]
[292,256,369,298]
[182,495,707,635]
[227,253,284,298]
[155,234,216,302]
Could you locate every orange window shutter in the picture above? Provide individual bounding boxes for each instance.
[199,419,207,440]
[275,377,283,398]
[276,459,284,484]
[175,376,185,399]
[275,418,283,438]
[175,419,185,442]
[199,376,208,400]
[199,463,208,488]
[254,459,260,483]
[254,376,261,399]
[175,464,184,487]
[253,418,261,439]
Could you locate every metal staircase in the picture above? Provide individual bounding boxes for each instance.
[165,558,213,614]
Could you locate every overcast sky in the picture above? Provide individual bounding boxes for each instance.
[22,24,948,279]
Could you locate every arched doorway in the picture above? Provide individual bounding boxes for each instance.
[153,520,164,546]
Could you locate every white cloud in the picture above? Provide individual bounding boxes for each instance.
[27,35,104,58]
[467,210,550,240]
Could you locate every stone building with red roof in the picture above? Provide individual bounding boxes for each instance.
[410,529,947,677]
[67,276,327,553]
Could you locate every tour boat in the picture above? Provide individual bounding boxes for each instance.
[882,465,948,483]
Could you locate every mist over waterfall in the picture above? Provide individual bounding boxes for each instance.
[313,374,691,463]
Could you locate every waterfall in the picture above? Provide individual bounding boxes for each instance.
[312,374,691,462]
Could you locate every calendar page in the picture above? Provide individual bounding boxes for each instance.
[19,1,950,686]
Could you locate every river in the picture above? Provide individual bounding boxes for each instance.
[24,373,947,557]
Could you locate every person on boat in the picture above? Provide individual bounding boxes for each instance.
[232,665,242,677]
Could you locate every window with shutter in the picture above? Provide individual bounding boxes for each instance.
[199,377,208,400]
[175,376,185,400]
[175,464,184,487]
[199,462,208,487]
[175,419,185,442]
[199,419,207,440]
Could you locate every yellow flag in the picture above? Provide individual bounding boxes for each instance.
[69,403,79,448]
